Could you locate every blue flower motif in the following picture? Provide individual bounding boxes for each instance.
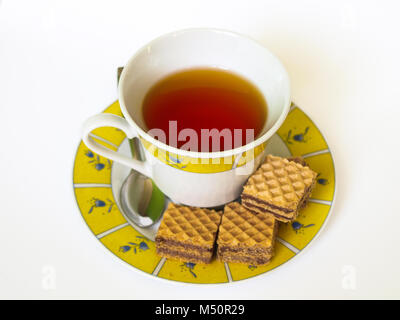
[139,242,149,251]
[88,198,114,214]
[181,262,197,278]
[293,127,309,142]
[86,153,111,171]
[316,173,329,186]
[285,127,309,144]
[168,154,183,164]
[185,262,196,269]
[292,221,315,234]
[95,163,105,170]
[85,150,94,158]
[119,246,131,253]
[164,154,187,169]
[120,237,150,255]
[318,178,329,185]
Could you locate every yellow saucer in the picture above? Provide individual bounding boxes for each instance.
[73,101,336,284]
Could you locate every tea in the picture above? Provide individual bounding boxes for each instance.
[142,68,267,152]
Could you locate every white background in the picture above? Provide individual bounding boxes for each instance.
[1,0,399,299]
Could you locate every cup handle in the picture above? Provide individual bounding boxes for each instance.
[82,114,152,178]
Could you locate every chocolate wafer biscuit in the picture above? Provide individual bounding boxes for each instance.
[217,202,278,265]
[155,203,222,264]
[241,155,317,222]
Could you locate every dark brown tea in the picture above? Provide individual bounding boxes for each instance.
[142,68,267,152]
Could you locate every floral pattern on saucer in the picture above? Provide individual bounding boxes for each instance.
[73,101,335,284]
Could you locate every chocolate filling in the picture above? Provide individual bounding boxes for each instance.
[242,202,292,221]
[241,194,295,213]
[156,237,213,252]
[156,247,211,263]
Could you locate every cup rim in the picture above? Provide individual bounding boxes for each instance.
[118,28,291,159]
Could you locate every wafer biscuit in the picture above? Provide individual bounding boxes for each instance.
[242,155,317,222]
[217,202,278,265]
[155,203,222,264]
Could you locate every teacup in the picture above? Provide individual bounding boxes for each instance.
[82,28,290,207]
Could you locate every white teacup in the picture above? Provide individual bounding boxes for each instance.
[82,28,290,207]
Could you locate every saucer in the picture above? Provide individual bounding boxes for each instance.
[73,101,336,284]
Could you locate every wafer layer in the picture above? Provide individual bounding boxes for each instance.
[156,245,213,264]
[155,203,222,264]
[242,155,317,222]
[217,202,278,266]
